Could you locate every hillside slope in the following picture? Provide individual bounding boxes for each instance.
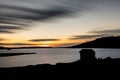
[70,36,120,48]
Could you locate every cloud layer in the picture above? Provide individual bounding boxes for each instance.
[69,28,120,40]
[69,35,105,40]
[0,43,35,45]
[0,38,6,41]
[0,0,92,33]
[89,29,120,35]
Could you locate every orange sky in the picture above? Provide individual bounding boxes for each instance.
[0,0,120,47]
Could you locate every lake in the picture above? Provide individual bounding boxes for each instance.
[0,48,120,67]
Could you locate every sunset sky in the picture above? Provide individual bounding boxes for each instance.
[0,0,120,47]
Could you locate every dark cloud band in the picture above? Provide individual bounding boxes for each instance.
[0,38,6,41]
[69,28,120,40]
[89,29,120,34]
[0,43,35,45]
[29,39,59,42]
[69,35,105,40]
[0,30,14,33]
[0,26,24,30]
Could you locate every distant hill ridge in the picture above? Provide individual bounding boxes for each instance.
[0,46,5,49]
[69,36,120,48]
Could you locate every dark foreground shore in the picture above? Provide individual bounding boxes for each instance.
[0,49,120,79]
[0,58,120,79]
[0,58,120,72]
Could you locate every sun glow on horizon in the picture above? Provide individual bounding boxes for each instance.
[0,38,94,48]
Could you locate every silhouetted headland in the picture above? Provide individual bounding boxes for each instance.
[0,52,36,57]
[69,36,120,48]
[0,46,6,49]
[0,46,53,50]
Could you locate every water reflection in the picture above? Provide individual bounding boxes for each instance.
[0,48,120,67]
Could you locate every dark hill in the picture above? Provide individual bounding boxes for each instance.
[69,36,120,48]
[0,46,5,49]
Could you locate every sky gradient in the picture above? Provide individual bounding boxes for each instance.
[0,0,120,47]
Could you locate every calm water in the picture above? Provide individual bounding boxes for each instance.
[0,48,120,67]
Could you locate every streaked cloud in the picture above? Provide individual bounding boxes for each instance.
[89,29,120,35]
[0,29,14,33]
[0,43,35,45]
[0,0,93,33]
[0,25,24,33]
[29,39,60,42]
[0,26,23,30]
[69,28,120,40]
[0,38,6,41]
[69,35,105,40]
